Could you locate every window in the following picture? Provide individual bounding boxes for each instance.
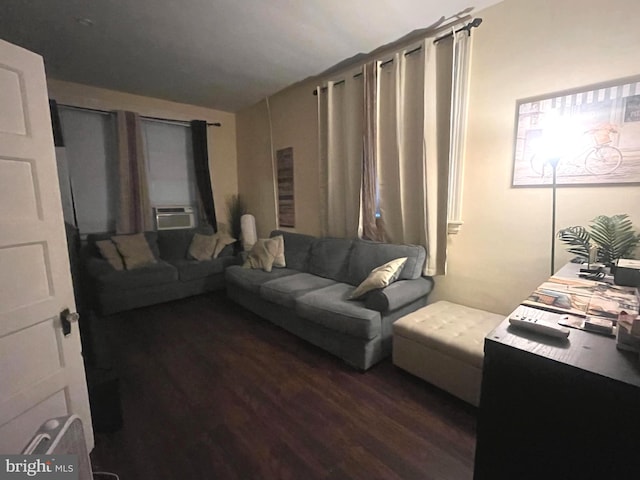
[58,107,198,234]
[141,119,198,211]
[59,107,117,234]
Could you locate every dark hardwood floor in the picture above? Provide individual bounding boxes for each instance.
[89,292,477,479]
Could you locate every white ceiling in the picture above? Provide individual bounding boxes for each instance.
[1,0,503,112]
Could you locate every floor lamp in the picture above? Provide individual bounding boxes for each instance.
[549,157,560,276]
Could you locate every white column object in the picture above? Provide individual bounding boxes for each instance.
[240,214,257,251]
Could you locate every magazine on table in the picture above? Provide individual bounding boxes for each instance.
[523,276,639,320]
[522,287,591,316]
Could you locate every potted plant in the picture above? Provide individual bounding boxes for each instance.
[557,214,639,267]
[226,194,247,253]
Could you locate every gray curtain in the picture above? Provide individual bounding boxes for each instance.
[190,120,217,230]
[361,61,386,242]
[115,111,153,234]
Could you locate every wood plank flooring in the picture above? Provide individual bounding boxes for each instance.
[89,292,477,479]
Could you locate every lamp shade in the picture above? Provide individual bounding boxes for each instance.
[240,214,257,251]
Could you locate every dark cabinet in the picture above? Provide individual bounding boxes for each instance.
[474,317,640,479]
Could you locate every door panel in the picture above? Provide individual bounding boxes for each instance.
[0,66,27,135]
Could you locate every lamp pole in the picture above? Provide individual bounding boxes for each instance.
[549,158,560,276]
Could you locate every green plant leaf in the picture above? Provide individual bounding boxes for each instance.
[588,214,639,264]
[226,194,247,241]
[557,226,591,259]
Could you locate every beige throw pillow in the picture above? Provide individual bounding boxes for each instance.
[96,239,125,271]
[188,233,219,261]
[349,257,408,300]
[213,232,236,258]
[112,233,157,270]
[243,237,280,272]
[270,235,286,268]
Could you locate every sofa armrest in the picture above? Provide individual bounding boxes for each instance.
[365,277,434,312]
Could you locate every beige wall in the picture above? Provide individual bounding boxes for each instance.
[236,0,640,314]
[431,0,640,314]
[236,82,322,237]
[47,79,237,228]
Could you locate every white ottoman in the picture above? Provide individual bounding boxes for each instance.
[393,300,504,406]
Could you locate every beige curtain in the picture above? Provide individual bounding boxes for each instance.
[115,111,153,234]
[377,39,448,276]
[318,73,363,238]
[317,33,470,274]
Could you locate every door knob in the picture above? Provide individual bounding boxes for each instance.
[60,308,79,336]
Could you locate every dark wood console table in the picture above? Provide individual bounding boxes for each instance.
[474,267,640,479]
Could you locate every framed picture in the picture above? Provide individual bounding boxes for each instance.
[276,147,295,227]
[512,75,640,186]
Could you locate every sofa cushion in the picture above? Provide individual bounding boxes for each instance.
[307,237,353,282]
[213,232,236,258]
[172,257,235,281]
[270,230,315,272]
[347,239,426,285]
[270,235,286,268]
[85,257,118,278]
[225,265,299,294]
[158,229,197,261]
[260,273,337,309]
[95,260,178,291]
[157,226,215,261]
[295,283,382,340]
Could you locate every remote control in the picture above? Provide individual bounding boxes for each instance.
[509,313,570,339]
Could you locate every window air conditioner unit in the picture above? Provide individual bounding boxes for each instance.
[155,206,195,230]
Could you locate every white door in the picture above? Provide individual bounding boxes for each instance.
[0,39,94,453]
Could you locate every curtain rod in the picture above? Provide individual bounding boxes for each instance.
[57,103,222,127]
[433,17,482,43]
[312,17,482,96]
[312,45,422,95]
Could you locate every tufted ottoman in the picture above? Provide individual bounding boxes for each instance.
[392,301,504,406]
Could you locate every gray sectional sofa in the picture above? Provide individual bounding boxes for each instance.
[83,228,237,315]
[225,230,434,370]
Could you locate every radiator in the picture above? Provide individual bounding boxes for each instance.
[22,415,93,480]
